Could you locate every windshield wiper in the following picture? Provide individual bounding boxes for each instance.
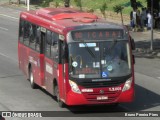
[81,41,96,58]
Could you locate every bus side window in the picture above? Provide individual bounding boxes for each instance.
[29,24,37,49]
[51,32,58,61]
[23,21,30,46]
[19,19,24,43]
[35,26,41,52]
[45,30,52,57]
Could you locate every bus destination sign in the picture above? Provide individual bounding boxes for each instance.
[71,29,124,41]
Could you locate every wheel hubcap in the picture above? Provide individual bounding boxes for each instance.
[30,72,33,84]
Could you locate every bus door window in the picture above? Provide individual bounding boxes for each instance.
[45,30,59,60]
[45,30,52,57]
[19,19,24,43]
[23,21,30,46]
[35,26,41,53]
[59,40,68,64]
[40,32,45,54]
[59,40,66,99]
[29,24,37,50]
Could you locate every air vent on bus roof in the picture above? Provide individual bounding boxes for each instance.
[49,10,76,15]
[52,13,98,21]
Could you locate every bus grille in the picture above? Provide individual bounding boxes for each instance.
[78,80,125,88]
[84,91,119,103]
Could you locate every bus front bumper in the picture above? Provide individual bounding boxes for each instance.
[65,87,134,106]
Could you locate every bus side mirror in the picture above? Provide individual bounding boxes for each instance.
[132,55,135,64]
[131,37,135,50]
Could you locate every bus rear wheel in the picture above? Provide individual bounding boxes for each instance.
[29,67,37,89]
[55,85,65,108]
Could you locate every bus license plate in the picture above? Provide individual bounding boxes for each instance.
[97,96,108,100]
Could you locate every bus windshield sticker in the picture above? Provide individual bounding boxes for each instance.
[107,65,113,72]
[102,72,108,78]
[79,43,96,47]
[93,62,100,68]
[101,60,106,65]
[79,74,85,78]
[95,47,99,51]
[72,61,78,67]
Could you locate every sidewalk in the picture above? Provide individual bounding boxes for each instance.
[130,30,160,58]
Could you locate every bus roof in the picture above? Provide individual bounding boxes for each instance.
[20,8,124,34]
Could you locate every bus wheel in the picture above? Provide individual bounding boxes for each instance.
[29,67,37,89]
[55,85,65,108]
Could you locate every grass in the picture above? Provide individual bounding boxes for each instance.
[48,0,147,15]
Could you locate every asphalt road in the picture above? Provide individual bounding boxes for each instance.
[0,5,160,120]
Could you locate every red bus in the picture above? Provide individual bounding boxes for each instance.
[18,8,135,107]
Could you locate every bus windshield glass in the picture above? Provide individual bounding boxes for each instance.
[68,40,131,79]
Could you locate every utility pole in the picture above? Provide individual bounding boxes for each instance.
[27,0,30,11]
[150,0,153,51]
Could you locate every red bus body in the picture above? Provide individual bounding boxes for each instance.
[18,8,135,106]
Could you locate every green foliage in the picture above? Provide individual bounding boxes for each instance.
[113,4,124,14]
[40,0,60,7]
[87,8,94,13]
[41,0,52,7]
[100,2,107,13]
[136,1,143,8]
[74,0,82,11]
[100,2,107,19]
[113,4,124,24]
[55,1,59,8]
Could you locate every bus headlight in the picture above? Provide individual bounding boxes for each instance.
[69,80,81,94]
[122,78,132,92]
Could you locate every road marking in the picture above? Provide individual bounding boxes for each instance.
[0,52,11,59]
[0,14,18,20]
[0,52,17,63]
[157,77,160,79]
[0,26,8,31]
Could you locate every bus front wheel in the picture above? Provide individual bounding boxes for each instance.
[55,85,65,108]
[29,67,37,89]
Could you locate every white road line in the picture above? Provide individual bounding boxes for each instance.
[157,77,160,79]
[0,26,8,31]
[0,52,17,63]
[0,14,19,20]
[0,52,10,58]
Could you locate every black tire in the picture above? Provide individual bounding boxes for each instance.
[29,67,37,89]
[55,86,65,108]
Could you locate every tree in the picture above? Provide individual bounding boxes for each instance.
[100,2,107,19]
[130,0,137,9]
[74,0,82,11]
[113,4,124,25]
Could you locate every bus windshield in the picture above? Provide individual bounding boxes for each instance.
[68,40,131,79]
